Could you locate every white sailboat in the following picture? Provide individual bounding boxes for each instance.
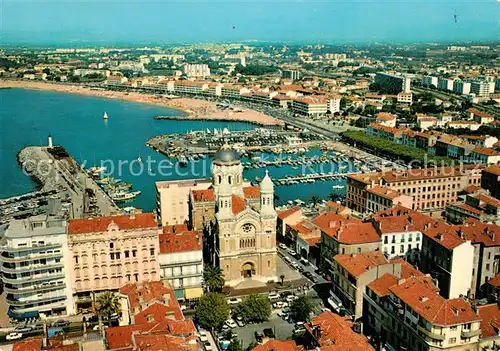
[103,112,109,120]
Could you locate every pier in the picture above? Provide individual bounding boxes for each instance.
[271,171,355,186]
[16,145,120,219]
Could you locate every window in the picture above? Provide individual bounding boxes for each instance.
[125,250,129,258]
[110,253,115,260]
[449,337,456,344]
[150,248,155,256]
[400,245,404,253]
[450,326,457,331]
[391,246,395,254]
[116,252,121,260]
[357,248,361,253]
[486,264,490,271]
[74,256,79,264]
[110,243,114,249]
[132,250,137,257]
[384,236,388,244]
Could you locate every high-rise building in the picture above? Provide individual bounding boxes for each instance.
[0,214,75,319]
[422,76,439,88]
[281,69,300,80]
[471,80,491,97]
[438,77,455,91]
[183,64,210,78]
[375,73,411,94]
[453,80,471,95]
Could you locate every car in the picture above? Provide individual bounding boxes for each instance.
[272,301,284,309]
[278,243,287,249]
[204,341,213,351]
[291,263,300,270]
[320,307,332,313]
[254,331,264,343]
[297,266,305,273]
[286,295,299,303]
[6,332,23,341]
[199,331,209,342]
[301,259,310,266]
[263,328,275,339]
[52,320,70,327]
[268,293,280,300]
[287,248,295,255]
[227,298,242,305]
[14,326,33,333]
[226,319,237,329]
[180,305,187,311]
[280,291,293,298]
[236,316,245,327]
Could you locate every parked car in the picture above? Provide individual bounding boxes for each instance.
[263,328,275,339]
[227,298,242,305]
[278,243,287,249]
[268,293,280,300]
[254,331,264,343]
[226,319,237,329]
[199,331,209,342]
[204,341,213,351]
[286,295,299,303]
[272,301,284,309]
[6,332,23,341]
[236,316,245,327]
[280,291,293,298]
[301,259,310,266]
[14,325,33,333]
[293,322,306,335]
[52,320,70,327]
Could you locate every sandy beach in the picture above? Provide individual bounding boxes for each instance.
[0,80,283,126]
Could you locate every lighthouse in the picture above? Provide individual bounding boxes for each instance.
[48,134,53,148]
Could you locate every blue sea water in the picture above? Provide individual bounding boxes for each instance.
[0,88,347,212]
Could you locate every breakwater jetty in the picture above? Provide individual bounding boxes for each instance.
[17,145,119,218]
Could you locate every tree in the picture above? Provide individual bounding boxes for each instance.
[291,295,316,322]
[96,291,121,326]
[280,274,285,286]
[310,196,321,205]
[233,294,271,323]
[227,339,243,351]
[195,293,229,330]
[246,341,259,351]
[203,264,225,292]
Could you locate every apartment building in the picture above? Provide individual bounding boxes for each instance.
[446,189,500,225]
[471,80,491,98]
[468,108,495,125]
[183,63,210,78]
[422,76,439,88]
[276,206,303,244]
[67,213,159,311]
[397,92,413,104]
[453,80,471,95]
[156,179,211,226]
[482,165,500,200]
[106,75,128,85]
[375,112,397,128]
[364,274,481,351]
[438,78,455,91]
[316,213,381,276]
[327,95,341,114]
[420,222,474,299]
[371,205,437,262]
[332,251,401,319]
[375,73,411,94]
[281,69,300,80]
[477,304,500,350]
[0,214,75,319]
[305,311,374,350]
[158,225,204,301]
[291,96,328,117]
[366,185,413,214]
[347,166,483,214]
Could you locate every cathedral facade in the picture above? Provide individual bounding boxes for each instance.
[190,145,277,287]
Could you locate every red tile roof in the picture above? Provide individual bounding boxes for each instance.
[488,274,500,287]
[120,281,181,319]
[133,334,198,351]
[243,186,261,198]
[277,206,301,220]
[473,146,500,156]
[305,312,374,350]
[376,112,397,121]
[312,212,361,237]
[162,224,189,234]
[373,208,439,234]
[289,220,316,235]
[159,230,202,254]
[334,251,389,278]
[232,195,246,215]
[478,304,500,338]
[367,273,399,297]
[484,164,500,176]
[191,189,215,202]
[468,108,493,119]
[68,213,157,234]
[13,337,79,351]
[463,185,481,194]
[251,339,304,351]
[389,278,479,326]
[367,185,402,200]
[134,302,187,324]
[422,222,466,250]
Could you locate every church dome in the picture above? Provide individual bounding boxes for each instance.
[214,145,240,164]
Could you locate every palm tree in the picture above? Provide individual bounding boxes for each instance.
[280,274,285,286]
[97,291,121,326]
[310,196,321,205]
[203,264,225,292]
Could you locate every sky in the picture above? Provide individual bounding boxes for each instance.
[1,0,499,45]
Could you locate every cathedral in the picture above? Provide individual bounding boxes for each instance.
[189,145,278,287]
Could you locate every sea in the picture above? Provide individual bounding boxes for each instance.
[0,88,347,212]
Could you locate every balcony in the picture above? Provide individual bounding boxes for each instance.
[2,273,65,285]
[6,294,67,307]
[0,242,62,254]
[1,262,64,274]
[0,251,62,263]
[461,329,481,338]
[4,282,65,294]
[417,325,445,341]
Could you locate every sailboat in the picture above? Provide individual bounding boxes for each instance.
[103,112,109,120]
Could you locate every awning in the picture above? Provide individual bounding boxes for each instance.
[174,288,185,300]
[8,310,39,320]
[184,287,203,300]
[327,297,343,313]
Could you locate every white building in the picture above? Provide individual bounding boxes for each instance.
[422,76,438,88]
[453,80,471,95]
[438,77,455,91]
[156,179,211,227]
[0,215,75,320]
[328,96,341,114]
[158,226,204,301]
[183,64,210,78]
[471,80,491,97]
